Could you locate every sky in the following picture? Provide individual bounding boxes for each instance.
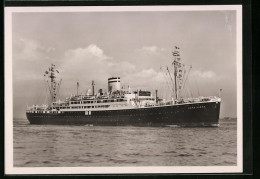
[11,10,237,118]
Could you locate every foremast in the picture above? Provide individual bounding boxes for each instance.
[44,64,61,104]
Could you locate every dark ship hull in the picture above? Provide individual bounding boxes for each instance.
[26,101,220,127]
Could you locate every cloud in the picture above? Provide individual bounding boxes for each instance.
[60,44,138,92]
[64,44,111,62]
[190,69,231,82]
[123,68,165,89]
[138,46,165,55]
[14,38,55,62]
[191,70,217,79]
[133,68,158,78]
[59,44,167,94]
[13,40,227,93]
[13,41,166,88]
[61,44,134,75]
[13,38,57,81]
[13,41,230,104]
[46,47,55,53]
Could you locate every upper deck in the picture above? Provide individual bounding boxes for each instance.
[26,95,220,113]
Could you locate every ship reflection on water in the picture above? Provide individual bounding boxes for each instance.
[13,118,237,167]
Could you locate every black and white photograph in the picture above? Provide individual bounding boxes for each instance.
[5,6,242,174]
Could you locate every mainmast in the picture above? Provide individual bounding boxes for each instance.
[172,46,181,99]
[161,46,190,100]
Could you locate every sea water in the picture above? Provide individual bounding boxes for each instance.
[13,118,237,167]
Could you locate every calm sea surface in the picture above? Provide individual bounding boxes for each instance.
[13,118,237,167]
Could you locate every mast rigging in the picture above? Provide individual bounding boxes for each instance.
[43,64,61,104]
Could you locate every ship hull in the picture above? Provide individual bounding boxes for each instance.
[26,101,220,127]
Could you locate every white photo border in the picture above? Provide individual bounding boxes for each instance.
[4,5,243,174]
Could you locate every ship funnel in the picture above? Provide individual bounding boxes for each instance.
[108,77,121,93]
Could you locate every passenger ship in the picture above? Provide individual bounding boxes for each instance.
[26,47,221,127]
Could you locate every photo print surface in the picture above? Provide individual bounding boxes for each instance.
[5,6,242,174]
